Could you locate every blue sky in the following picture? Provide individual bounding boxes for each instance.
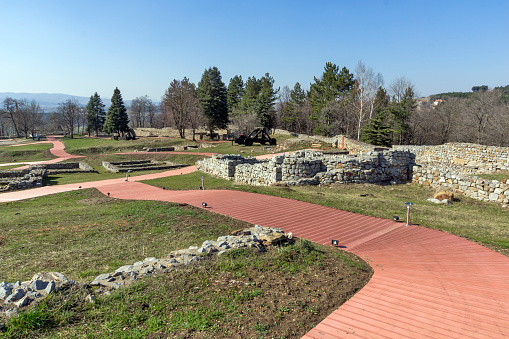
[1,0,508,101]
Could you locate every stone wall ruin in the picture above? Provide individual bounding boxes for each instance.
[197,150,415,186]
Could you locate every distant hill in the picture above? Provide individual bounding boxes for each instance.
[0,92,136,112]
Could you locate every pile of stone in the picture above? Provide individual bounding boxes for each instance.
[0,168,46,192]
[197,150,415,186]
[29,162,95,175]
[0,272,73,318]
[0,226,293,318]
[102,160,185,173]
[88,225,292,294]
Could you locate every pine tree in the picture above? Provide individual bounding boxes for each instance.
[283,82,306,130]
[360,108,392,147]
[103,87,129,136]
[237,73,279,128]
[86,92,105,136]
[227,75,244,114]
[308,62,354,134]
[389,86,415,145]
[197,67,228,135]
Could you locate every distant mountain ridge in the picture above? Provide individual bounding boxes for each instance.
[0,92,136,111]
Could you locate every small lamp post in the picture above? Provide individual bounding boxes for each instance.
[201,176,204,190]
[405,202,413,226]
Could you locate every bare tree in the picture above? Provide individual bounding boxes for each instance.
[276,85,291,130]
[161,77,201,138]
[466,89,503,144]
[146,100,157,127]
[389,76,415,102]
[130,95,154,128]
[353,61,383,140]
[2,98,21,137]
[1,98,44,138]
[57,98,82,138]
[16,99,44,138]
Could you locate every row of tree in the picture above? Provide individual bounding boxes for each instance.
[2,62,507,146]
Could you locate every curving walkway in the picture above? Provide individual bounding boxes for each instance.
[94,181,509,338]
[1,141,509,337]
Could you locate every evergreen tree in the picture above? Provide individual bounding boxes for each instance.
[103,87,130,136]
[227,75,244,114]
[389,86,415,145]
[309,62,354,134]
[86,92,105,136]
[237,73,279,128]
[283,82,306,130]
[197,67,228,135]
[360,87,392,146]
[257,73,279,128]
[360,110,392,147]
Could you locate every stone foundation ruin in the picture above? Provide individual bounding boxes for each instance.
[102,160,185,173]
[0,162,95,192]
[197,150,415,186]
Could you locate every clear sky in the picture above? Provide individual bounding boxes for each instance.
[1,0,508,101]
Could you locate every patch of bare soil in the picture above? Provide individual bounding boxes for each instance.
[150,245,373,338]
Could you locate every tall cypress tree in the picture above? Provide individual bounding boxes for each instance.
[86,92,106,136]
[103,87,129,136]
[197,67,228,135]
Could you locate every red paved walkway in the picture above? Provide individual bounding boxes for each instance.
[2,140,509,337]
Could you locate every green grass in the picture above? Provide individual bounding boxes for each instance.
[0,143,54,163]
[0,239,371,338]
[472,172,509,182]
[143,174,509,255]
[141,171,237,190]
[43,153,206,185]
[61,137,198,155]
[0,164,28,170]
[0,188,251,282]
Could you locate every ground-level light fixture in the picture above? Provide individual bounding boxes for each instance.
[331,239,339,247]
[405,202,413,226]
[393,215,399,221]
[202,202,207,208]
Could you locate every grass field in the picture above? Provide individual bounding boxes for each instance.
[61,137,197,155]
[0,143,54,163]
[0,188,371,339]
[44,153,206,185]
[472,171,509,182]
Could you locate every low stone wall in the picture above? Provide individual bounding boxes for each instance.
[412,164,509,205]
[0,168,46,192]
[102,160,185,173]
[196,154,259,179]
[394,143,509,173]
[197,150,415,186]
[29,162,95,174]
